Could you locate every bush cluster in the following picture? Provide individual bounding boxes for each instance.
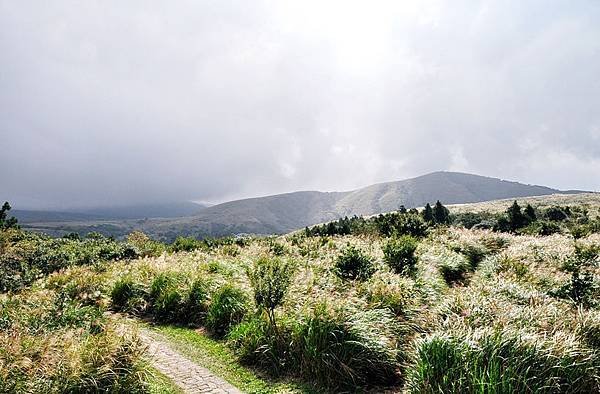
[334,245,374,280]
[383,235,419,275]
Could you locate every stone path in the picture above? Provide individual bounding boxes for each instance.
[139,330,242,394]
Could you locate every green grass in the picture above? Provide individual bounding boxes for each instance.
[145,324,317,394]
[147,368,183,394]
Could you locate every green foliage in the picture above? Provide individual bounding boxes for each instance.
[408,330,599,393]
[375,212,428,237]
[150,273,187,323]
[334,245,374,280]
[433,200,450,225]
[0,230,137,292]
[127,231,165,257]
[227,314,295,375]
[382,235,418,275]
[170,236,203,252]
[247,257,295,315]
[451,211,496,229]
[306,211,428,238]
[361,273,416,316]
[206,284,249,336]
[422,203,434,223]
[545,206,569,221]
[0,201,18,230]
[110,278,148,314]
[552,243,600,307]
[185,279,211,324]
[295,304,402,390]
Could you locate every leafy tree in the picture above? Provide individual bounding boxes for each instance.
[507,201,527,231]
[422,203,434,223]
[247,257,295,330]
[544,206,568,222]
[524,204,537,222]
[335,245,374,280]
[433,200,450,225]
[0,202,18,229]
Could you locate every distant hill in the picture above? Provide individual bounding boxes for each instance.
[20,171,585,240]
[14,201,206,223]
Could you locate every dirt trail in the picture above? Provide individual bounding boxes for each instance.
[139,330,242,394]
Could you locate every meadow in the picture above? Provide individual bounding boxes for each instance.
[1,194,599,393]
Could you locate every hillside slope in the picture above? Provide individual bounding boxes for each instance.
[22,171,581,240]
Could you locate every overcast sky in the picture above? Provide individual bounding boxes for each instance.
[1,1,599,209]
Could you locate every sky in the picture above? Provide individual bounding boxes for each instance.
[1,0,600,210]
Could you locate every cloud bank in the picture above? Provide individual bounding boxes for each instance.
[1,0,599,209]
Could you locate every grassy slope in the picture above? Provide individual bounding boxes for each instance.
[5,193,600,392]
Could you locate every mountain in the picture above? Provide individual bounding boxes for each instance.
[20,171,583,240]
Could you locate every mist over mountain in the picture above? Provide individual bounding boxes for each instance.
[20,171,584,240]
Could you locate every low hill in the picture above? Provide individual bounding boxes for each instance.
[21,171,585,240]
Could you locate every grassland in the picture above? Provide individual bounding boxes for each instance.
[1,193,599,392]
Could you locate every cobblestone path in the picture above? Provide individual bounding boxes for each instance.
[140,330,242,394]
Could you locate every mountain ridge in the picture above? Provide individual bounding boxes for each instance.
[19,171,587,240]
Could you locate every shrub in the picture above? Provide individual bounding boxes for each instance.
[334,245,374,280]
[376,213,428,237]
[127,231,165,257]
[206,284,249,336]
[247,257,295,327]
[170,236,202,252]
[382,235,418,275]
[545,206,569,221]
[552,244,600,307]
[110,278,147,314]
[361,273,416,316]
[185,279,211,324]
[150,273,186,322]
[227,314,295,375]
[408,330,599,393]
[295,304,402,390]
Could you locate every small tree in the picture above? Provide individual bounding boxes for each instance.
[382,235,418,275]
[433,200,450,225]
[0,202,18,229]
[247,257,295,330]
[335,245,374,280]
[524,204,537,222]
[507,201,527,231]
[398,205,407,214]
[422,203,434,223]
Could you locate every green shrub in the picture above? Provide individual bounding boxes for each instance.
[185,279,211,324]
[127,231,165,257]
[545,206,569,221]
[227,314,294,375]
[206,284,249,336]
[295,304,402,390]
[408,330,599,393]
[382,235,418,275]
[170,236,202,252]
[552,244,600,307]
[110,278,147,314]
[150,273,186,323]
[334,245,374,280]
[376,213,428,237]
[247,257,295,324]
[362,273,416,316]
